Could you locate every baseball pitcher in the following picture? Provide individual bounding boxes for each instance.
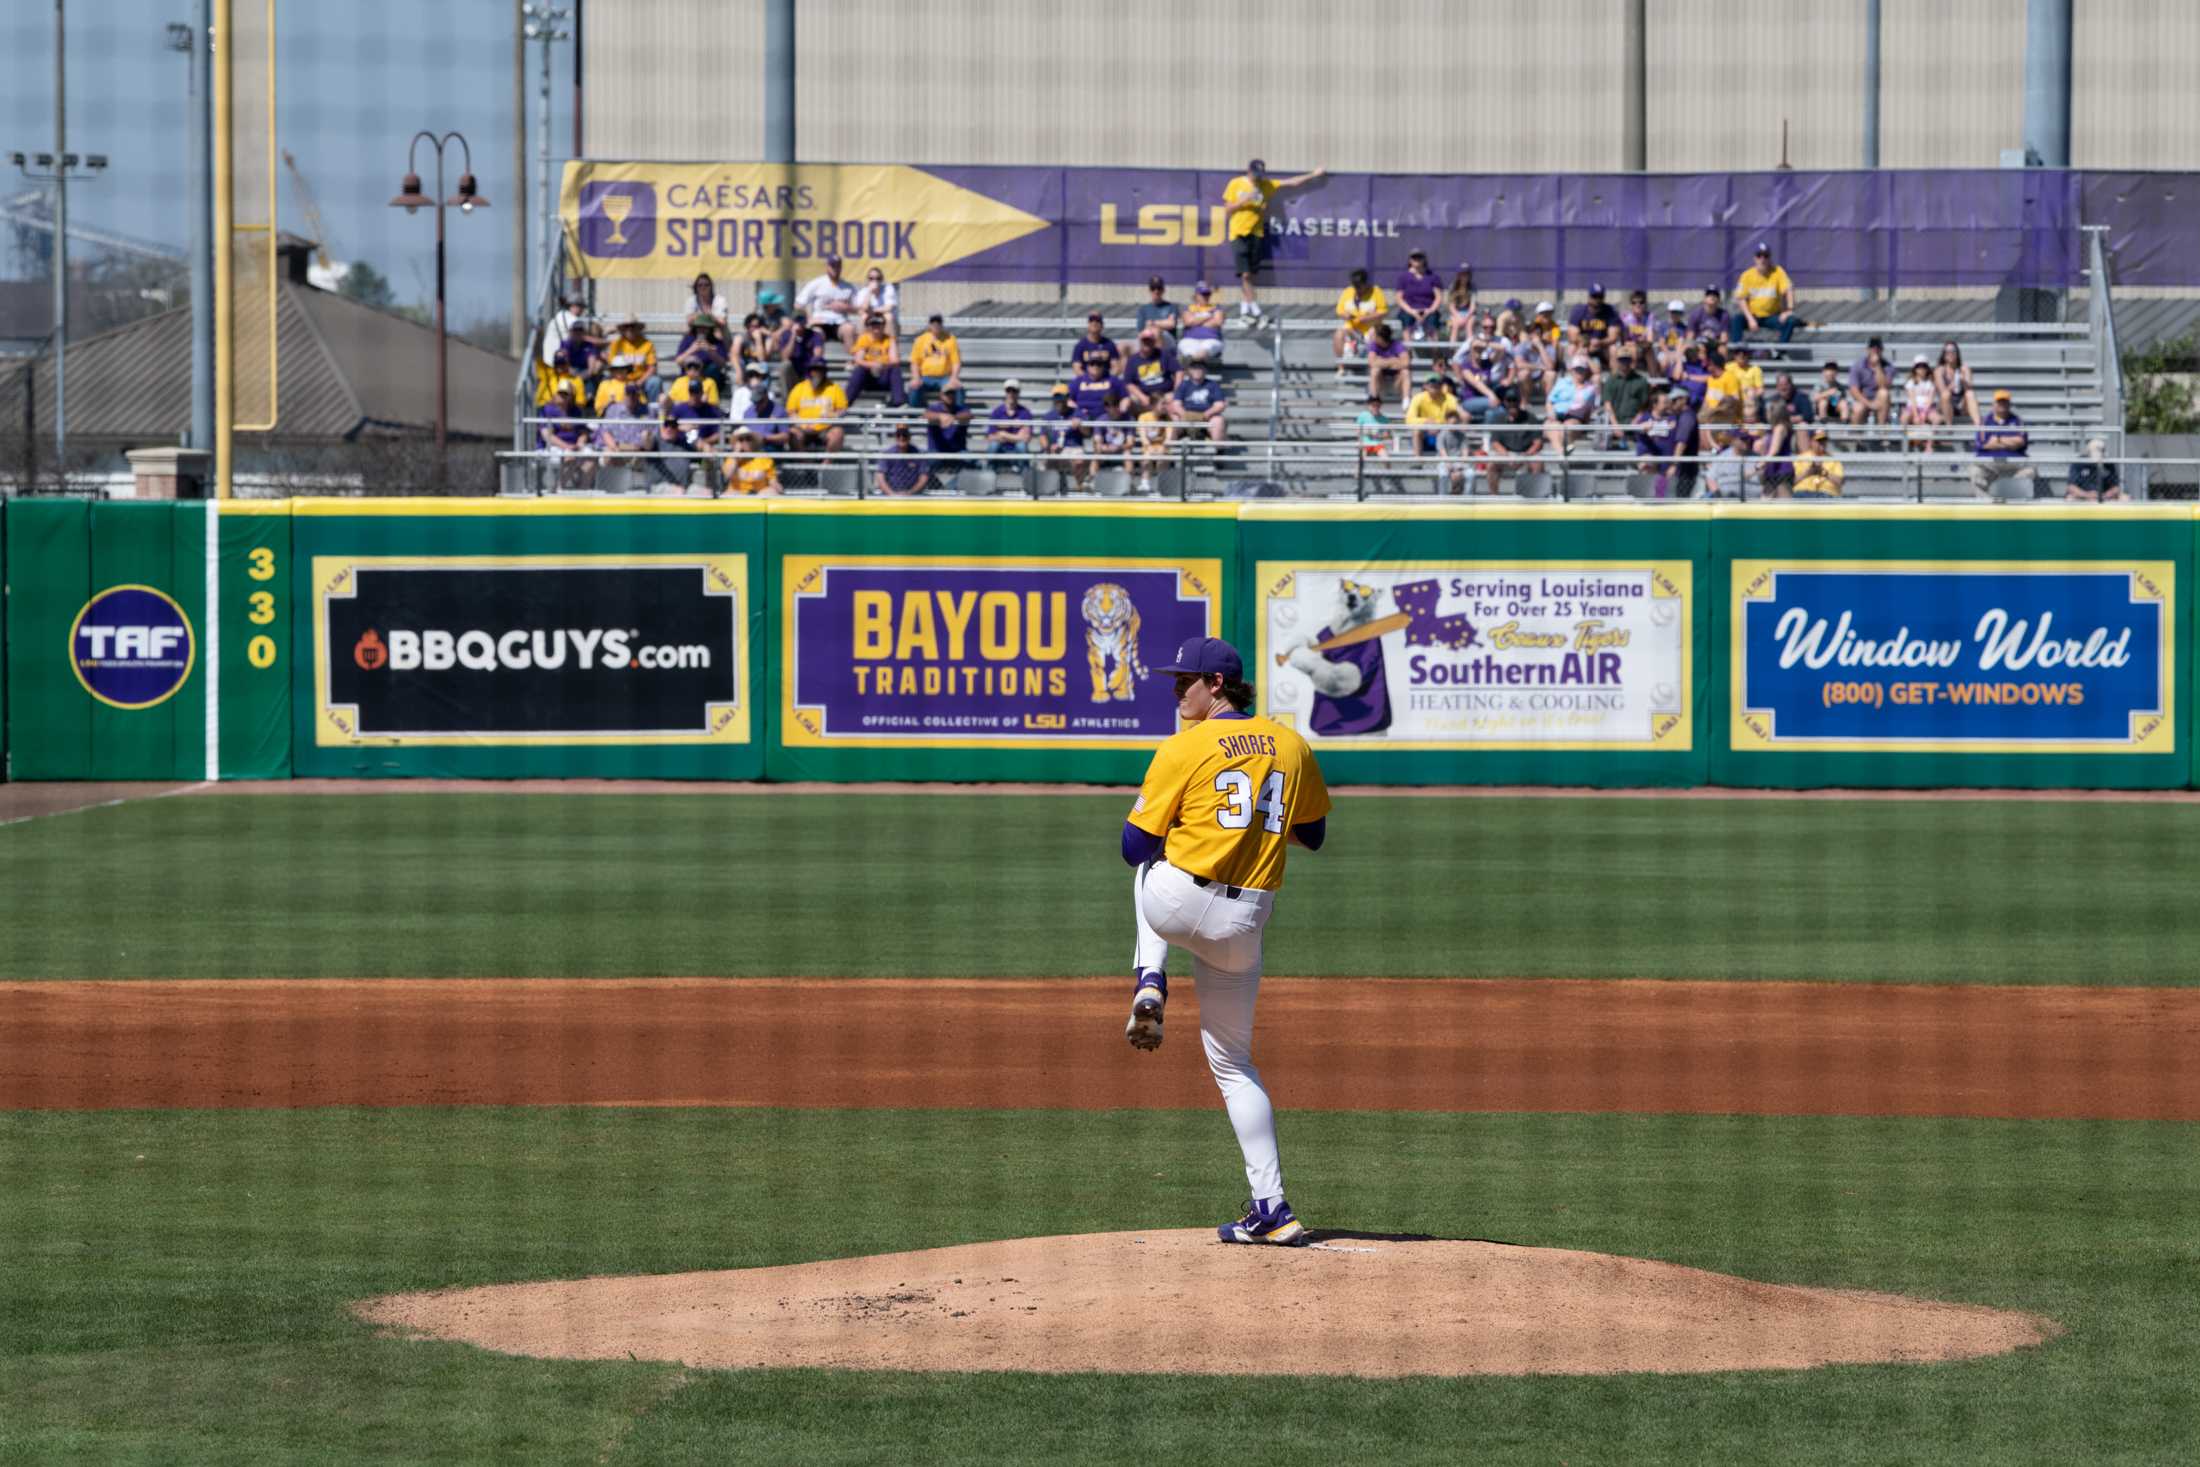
[1120,636,1331,1246]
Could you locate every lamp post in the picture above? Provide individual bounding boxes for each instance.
[389,131,489,476]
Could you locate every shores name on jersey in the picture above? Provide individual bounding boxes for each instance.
[1130,713,1330,893]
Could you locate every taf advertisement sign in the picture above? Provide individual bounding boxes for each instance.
[314,556,749,746]
[782,556,1221,748]
[1732,561,2174,753]
[70,584,196,710]
[1256,562,1691,750]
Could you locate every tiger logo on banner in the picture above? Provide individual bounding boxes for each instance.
[1082,582,1147,704]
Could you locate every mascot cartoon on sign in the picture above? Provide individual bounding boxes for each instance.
[1082,581,1147,702]
[1280,578,1395,736]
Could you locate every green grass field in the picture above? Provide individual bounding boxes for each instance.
[1,1107,2195,1465]
[4,791,2199,982]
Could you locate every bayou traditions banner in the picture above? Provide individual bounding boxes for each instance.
[1731,561,2174,754]
[781,556,1221,748]
[1255,562,1690,750]
[314,556,750,746]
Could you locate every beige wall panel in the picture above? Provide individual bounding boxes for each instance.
[584,0,762,159]
[1876,0,2024,167]
[1645,1,1867,170]
[2073,0,2200,168]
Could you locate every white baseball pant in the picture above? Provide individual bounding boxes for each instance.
[1132,858,1283,1202]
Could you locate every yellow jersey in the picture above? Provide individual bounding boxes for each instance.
[537,369,586,409]
[722,455,780,495]
[1128,713,1330,892]
[1334,285,1389,336]
[604,336,657,381]
[1406,389,1458,426]
[787,380,848,421]
[851,331,896,369]
[1735,264,1792,321]
[1223,174,1279,239]
[910,330,960,379]
[664,374,720,406]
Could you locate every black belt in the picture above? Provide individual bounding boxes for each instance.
[1189,875,1247,899]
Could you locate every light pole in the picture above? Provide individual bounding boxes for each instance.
[390,132,489,475]
[522,5,569,312]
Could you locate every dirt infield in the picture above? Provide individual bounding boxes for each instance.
[358,1229,2058,1378]
[6,977,2195,1118]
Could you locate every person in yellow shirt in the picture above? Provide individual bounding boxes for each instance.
[1791,427,1845,497]
[535,349,586,410]
[601,313,659,399]
[1222,157,1325,322]
[1701,344,1765,413]
[1330,268,1390,370]
[1120,635,1331,1247]
[659,356,720,409]
[907,312,962,409]
[1406,377,1468,490]
[719,429,782,496]
[785,360,849,452]
[843,313,907,407]
[1731,243,1800,343]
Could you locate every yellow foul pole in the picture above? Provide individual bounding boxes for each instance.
[212,0,233,499]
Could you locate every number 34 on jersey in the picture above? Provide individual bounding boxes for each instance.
[1127,713,1330,893]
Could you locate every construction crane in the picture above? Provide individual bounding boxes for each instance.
[280,149,346,289]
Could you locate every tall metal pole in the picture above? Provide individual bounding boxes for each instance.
[213,0,233,498]
[570,0,582,160]
[1862,0,1881,169]
[2023,0,2073,167]
[1620,0,1645,171]
[765,0,795,306]
[538,19,552,308]
[511,0,526,356]
[434,152,449,463]
[53,0,68,477]
[188,0,214,452]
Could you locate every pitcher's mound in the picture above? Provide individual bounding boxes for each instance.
[357,1231,2056,1377]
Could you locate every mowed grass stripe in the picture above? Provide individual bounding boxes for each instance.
[2,791,2197,982]
[0,1107,2194,1465]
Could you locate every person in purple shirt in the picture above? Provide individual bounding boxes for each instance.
[1168,359,1230,442]
[1069,313,1124,376]
[873,424,932,497]
[1127,330,1180,401]
[777,311,828,392]
[1675,343,1715,411]
[1567,283,1623,368]
[1631,387,1700,497]
[674,312,732,391]
[1685,286,1730,344]
[987,380,1037,456]
[1847,336,1893,426]
[1366,321,1411,403]
[1068,355,1144,420]
[1394,250,1442,340]
[1968,389,2037,498]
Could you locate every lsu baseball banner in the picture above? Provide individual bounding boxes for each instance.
[1256,562,1691,750]
[1731,561,2174,753]
[313,555,750,746]
[781,556,1221,748]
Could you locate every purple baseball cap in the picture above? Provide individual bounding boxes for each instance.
[1157,636,1242,680]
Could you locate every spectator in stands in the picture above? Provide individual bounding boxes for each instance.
[853,268,899,336]
[1406,376,1468,490]
[559,309,607,392]
[1847,337,1893,427]
[1969,389,2035,497]
[1070,312,1124,376]
[1702,422,1748,499]
[1530,300,1563,348]
[722,429,782,496]
[1935,341,1981,425]
[1767,370,1815,425]
[1444,264,1477,342]
[1136,277,1181,343]
[1069,353,1137,422]
[1619,290,1656,353]
[1356,394,1394,459]
[987,380,1036,458]
[1332,268,1389,371]
[1686,286,1730,344]
[1672,343,1714,411]
[723,361,761,420]
[739,366,789,450]
[1545,355,1601,456]
[1178,282,1226,364]
[674,315,732,393]
[1040,384,1082,474]
[786,360,849,454]
[1448,344,1505,424]
[796,255,861,344]
[537,348,587,409]
[1900,355,1945,450]
[686,272,730,329]
[1811,359,1851,424]
[1753,399,1797,499]
[735,312,773,378]
[1223,158,1326,323]
[1703,342,1763,416]
[603,314,659,403]
[1168,357,1229,444]
[778,311,828,393]
[1395,250,1443,340]
[665,355,721,410]
[595,379,665,489]
[1499,311,1551,401]
[844,313,907,408]
[1567,283,1622,368]
[1481,388,1545,493]
[873,423,932,497]
[538,381,596,489]
[1791,428,1845,498]
[1366,322,1412,404]
[2066,437,2125,502]
[1600,345,1656,443]
[906,314,962,410]
[543,288,592,368]
[1128,329,1179,398]
[1655,299,1691,378]
[660,385,725,494]
[1730,244,1801,343]
[924,387,974,489]
[1630,386,1700,497]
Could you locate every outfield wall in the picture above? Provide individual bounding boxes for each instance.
[2,499,2191,790]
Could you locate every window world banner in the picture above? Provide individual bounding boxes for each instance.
[1731,562,2174,754]
[781,557,1220,748]
[1255,562,1690,750]
[562,162,2200,290]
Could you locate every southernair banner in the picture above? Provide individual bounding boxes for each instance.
[1731,561,2174,754]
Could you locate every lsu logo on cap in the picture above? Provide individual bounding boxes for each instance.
[579,180,656,259]
[69,585,196,709]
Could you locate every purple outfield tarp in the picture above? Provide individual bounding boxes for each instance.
[903,166,2200,293]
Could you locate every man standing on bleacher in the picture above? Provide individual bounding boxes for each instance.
[1223,159,1324,326]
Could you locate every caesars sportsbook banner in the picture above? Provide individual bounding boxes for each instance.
[1731,562,2174,754]
[1255,562,1691,750]
[313,556,750,746]
[781,557,1220,748]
